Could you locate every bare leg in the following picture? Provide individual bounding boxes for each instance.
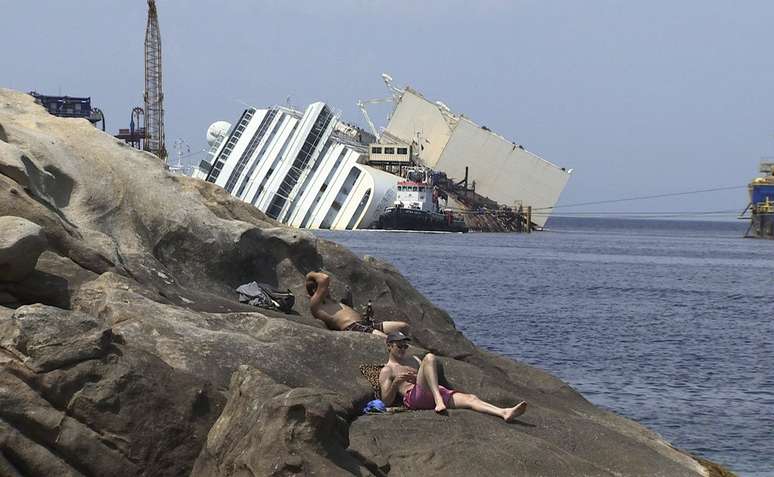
[380,321,409,334]
[415,353,447,413]
[450,393,527,422]
[371,321,407,337]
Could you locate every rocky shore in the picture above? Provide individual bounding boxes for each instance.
[0,88,734,476]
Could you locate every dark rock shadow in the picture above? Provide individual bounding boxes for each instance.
[151,226,321,311]
[0,270,71,309]
[18,156,78,229]
[41,165,74,209]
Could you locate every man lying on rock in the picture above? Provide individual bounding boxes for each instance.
[305,272,409,337]
[379,332,528,420]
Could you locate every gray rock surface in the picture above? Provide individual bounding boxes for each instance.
[0,216,47,282]
[0,87,732,476]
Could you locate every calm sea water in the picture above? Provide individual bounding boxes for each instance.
[315,218,774,477]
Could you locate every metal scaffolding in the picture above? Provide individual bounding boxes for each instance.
[143,0,166,160]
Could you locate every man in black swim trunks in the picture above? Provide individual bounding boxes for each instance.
[305,272,409,336]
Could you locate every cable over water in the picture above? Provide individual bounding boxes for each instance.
[534,185,746,211]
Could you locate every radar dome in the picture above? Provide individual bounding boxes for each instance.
[206,121,232,146]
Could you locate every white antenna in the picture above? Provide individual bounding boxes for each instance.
[168,138,195,175]
[173,138,190,167]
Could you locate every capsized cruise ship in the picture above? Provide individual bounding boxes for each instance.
[194,102,398,230]
[194,76,572,230]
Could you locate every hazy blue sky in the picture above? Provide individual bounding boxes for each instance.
[5,0,774,218]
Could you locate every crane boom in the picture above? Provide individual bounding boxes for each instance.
[355,73,406,141]
[143,0,166,160]
[356,100,379,139]
[356,97,393,141]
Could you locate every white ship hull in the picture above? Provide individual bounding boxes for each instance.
[196,102,397,230]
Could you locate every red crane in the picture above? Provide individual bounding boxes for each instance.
[143,0,166,160]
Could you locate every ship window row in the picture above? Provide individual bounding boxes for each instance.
[281,138,334,223]
[345,189,371,230]
[236,112,286,198]
[249,122,299,206]
[206,108,255,183]
[370,146,408,155]
[207,136,237,182]
[224,109,277,193]
[318,167,361,229]
[299,147,348,228]
[242,118,295,201]
[398,186,423,192]
[267,107,333,219]
[267,112,329,216]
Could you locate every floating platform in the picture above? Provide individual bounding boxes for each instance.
[744,162,774,239]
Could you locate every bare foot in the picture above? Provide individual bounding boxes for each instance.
[434,403,447,414]
[503,401,527,422]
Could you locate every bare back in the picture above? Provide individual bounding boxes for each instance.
[308,272,362,330]
[311,298,362,330]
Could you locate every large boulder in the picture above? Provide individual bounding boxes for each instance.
[0,304,222,477]
[191,366,369,477]
[0,216,47,282]
[0,87,733,476]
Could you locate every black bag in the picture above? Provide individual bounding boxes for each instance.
[236,282,295,313]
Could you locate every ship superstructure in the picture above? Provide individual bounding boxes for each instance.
[373,78,571,228]
[194,102,398,230]
[745,161,774,239]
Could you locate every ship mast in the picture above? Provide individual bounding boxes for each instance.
[143,0,166,161]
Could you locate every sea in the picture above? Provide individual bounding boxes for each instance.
[315,217,774,477]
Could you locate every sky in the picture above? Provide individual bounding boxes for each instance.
[4,0,774,219]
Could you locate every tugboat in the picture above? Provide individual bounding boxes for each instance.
[745,161,774,239]
[376,168,468,232]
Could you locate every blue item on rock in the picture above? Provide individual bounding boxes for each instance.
[363,399,387,414]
